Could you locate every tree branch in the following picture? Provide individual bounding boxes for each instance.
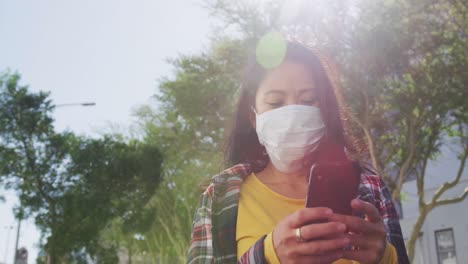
[19,134,55,206]
[416,153,429,208]
[353,113,390,183]
[392,114,416,199]
[430,144,468,204]
[434,188,468,207]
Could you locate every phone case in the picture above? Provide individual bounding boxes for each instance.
[305,143,361,216]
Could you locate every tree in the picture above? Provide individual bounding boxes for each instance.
[0,71,164,263]
[58,135,163,263]
[336,1,468,260]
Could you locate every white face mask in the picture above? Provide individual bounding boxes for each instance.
[255,104,325,173]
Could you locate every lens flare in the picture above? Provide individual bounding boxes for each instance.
[255,31,287,69]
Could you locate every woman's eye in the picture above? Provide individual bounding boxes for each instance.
[267,102,282,108]
[301,99,317,105]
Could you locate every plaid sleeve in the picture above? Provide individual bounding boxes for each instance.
[237,235,267,264]
[188,185,215,264]
[376,177,410,264]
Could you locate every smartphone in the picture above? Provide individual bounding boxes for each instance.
[305,145,361,216]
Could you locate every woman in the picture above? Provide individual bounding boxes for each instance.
[188,36,409,264]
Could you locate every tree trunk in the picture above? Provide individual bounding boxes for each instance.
[406,206,429,262]
[49,203,58,264]
[128,243,132,264]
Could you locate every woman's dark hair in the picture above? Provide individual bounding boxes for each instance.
[224,40,364,171]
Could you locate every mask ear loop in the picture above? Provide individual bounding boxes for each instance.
[251,106,268,157]
[251,106,258,115]
[251,106,259,129]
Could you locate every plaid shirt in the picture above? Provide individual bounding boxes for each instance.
[187,163,410,264]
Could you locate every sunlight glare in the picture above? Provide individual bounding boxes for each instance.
[256,31,287,69]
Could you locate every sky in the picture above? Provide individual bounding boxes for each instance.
[0,0,212,262]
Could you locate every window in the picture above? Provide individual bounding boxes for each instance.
[435,228,457,264]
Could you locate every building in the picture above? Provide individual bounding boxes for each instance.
[399,145,468,264]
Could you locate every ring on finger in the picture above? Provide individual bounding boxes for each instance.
[351,245,360,251]
[295,227,306,242]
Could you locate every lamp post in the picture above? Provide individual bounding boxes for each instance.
[3,225,13,264]
[12,218,21,264]
[55,102,96,108]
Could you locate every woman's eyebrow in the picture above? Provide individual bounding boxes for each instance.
[298,88,316,95]
[264,90,286,96]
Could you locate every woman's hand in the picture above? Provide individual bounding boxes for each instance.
[272,207,350,264]
[330,199,387,264]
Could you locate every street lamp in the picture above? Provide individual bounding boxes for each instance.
[55,102,96,108]
[3,225,13,264]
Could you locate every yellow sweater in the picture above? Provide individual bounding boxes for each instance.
[236,173,397,264]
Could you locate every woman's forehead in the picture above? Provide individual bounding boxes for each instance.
[258,61,317,93]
